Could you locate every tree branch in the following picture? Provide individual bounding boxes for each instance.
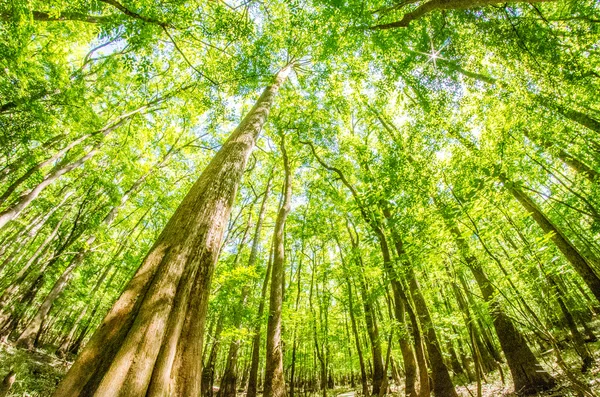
[370,0,555,29]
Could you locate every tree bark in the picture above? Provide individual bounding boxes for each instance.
[52,65,291,397]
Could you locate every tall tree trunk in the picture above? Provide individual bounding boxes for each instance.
[0,94,173,230]
[337,241,369,397]
[264,133,293,397]
[341,227,385,396]
[451,130,600,303]
[52,65,292,397]
[523,130,599,183]
[302,142,420,397]
[382,205,457,397]
[0,133,90,207]
[548,276,594,372]
[290,214,306,397]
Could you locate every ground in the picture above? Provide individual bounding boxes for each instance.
[0,341,599,396]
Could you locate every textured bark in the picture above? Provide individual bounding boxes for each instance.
[441,208,556,394]
[52,65,291,397]
[17,146,176,349]
[264,134,293,397]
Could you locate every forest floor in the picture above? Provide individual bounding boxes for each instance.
[0,343,67,396]
[1,341,600,396]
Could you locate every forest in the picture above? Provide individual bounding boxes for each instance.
[0,0,599,396]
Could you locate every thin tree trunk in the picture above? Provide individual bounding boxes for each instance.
[246,241,274,397]
[0,134,90,207]
[202,314,224,397]
[382,204,457,397]
[264,133,293,397]
[548,276,595,372]
[52,65,292,397]
[501,177,600,302]
[337,240,369,397]
[0,146,99,230]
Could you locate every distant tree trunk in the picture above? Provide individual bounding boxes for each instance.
[548,276,594,372]
[382,205,457,397]
[337,242,369,397]
[522,130,599,183]
[0,95,175,231]
[290,215,306,397]
[52,65,292,397]
[342,225,385,396]
[303,142,419,397]
[451,130,600,303]
[246,242,274,397]
[218,178,272,397]
[57,263,118,357]
[16,238,92,349]
[309,264,327,397]
[264,134,293,397]
[0,146,99,230]
[202,314,224,397]
[534,95,600,134]
[0,134,65,183]
[0,133,89,207]
[0,207,69,308]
